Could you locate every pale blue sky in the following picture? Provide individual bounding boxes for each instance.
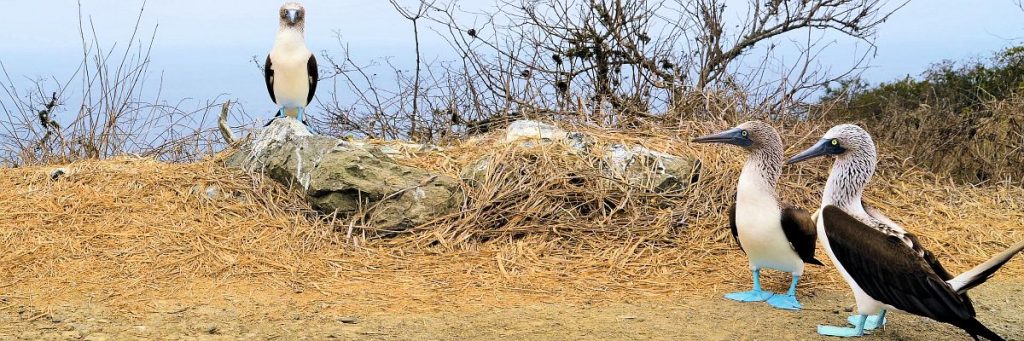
[1,0,1022,116]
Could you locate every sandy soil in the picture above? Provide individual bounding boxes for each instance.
[1,280,1021,340]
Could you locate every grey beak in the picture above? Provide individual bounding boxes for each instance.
[286,9,300,24]
[691,128,753,147]
[787,138,844,165]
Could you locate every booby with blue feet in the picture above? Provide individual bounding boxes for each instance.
[788,124,1024,340]
[693,121,823,310]
[265,2,318,125]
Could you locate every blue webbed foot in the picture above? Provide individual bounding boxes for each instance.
[819,314,867,338]
[766,294,802,310]
[848,313,885,331]
[818,325,866,338]
[725,290,774,302]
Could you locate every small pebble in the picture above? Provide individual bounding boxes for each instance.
[338,317,358,324]
[843,306,854,313]
[50,314,65,323]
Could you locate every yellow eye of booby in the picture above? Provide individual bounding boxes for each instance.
[741,130,749,137]
[831,139,839,146]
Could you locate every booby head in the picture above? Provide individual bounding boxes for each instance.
[786,124,875,165]
[279,2,306,28]
[691,121,781,151]
[787,124,878,209]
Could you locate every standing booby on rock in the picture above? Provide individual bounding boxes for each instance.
[265,2,318,125]
[693,121,823,310]
[788,124,1024,340]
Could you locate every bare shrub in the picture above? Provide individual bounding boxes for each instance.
[316,0,903,141]
[0,2,253,167]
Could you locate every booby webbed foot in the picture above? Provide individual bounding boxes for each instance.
[847,310,886,330]
[766,274,803,310]
[819,314,867,338]
[766,294,801,310]
[725,289,774,302]
[726,268,773,302]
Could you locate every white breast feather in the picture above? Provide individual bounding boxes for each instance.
[270,30,313,113]
[734,168,804,275]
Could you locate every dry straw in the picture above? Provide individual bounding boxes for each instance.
[1,121,1022,312]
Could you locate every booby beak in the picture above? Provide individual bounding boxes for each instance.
[691,128,753,147]
[285,9,300,24]
[787,138,846,165]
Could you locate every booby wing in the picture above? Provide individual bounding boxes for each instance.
[863,204,900,230]
[780,204,823,265]
[306,54,318,105]
[864,202,956,280]
[264,55,276,103]
[728,202,743,253]
[821,206,1002,340]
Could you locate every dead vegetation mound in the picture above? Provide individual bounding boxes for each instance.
[1,122,1022,312]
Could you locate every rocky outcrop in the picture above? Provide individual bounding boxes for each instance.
[224,119,696,235]
[225,119,462,234]
[472,120,699,192]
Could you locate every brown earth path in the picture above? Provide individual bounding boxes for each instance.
[2,280,1021,340]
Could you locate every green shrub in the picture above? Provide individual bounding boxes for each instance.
[821,45,1024,185]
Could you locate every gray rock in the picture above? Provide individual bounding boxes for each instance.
[349,141,439,159]
[468,120,698,193]
[505,120,567,143]
[225,119,462,234]
[603,144,698,192]
[459,156,493,185]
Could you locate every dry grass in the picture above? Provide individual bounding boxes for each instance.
[1,122,1022,314]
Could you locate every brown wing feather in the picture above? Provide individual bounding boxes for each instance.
[264,55,276,104]
[821,206,1002,340]
[728,202,743,253]
[780,204,823,265]
[863,202,955,280]
[306,54,318,105]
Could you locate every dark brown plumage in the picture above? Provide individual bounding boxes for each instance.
[780,205,824,266]
[306,54,318,104]
[822,205,1004,341]
[264,56,275,104]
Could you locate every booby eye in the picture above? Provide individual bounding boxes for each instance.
[741,130,749,137]
[830,139,839,146]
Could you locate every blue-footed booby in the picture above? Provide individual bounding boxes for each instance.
[787,124,1024,340]
[693,121,823,310]
[265,2,318,125]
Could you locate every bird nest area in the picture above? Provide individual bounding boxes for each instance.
[1,122,1023,314]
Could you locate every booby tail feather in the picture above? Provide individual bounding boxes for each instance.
[948,240,1024,294]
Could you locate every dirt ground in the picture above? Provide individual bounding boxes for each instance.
[1,280,1021,341]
